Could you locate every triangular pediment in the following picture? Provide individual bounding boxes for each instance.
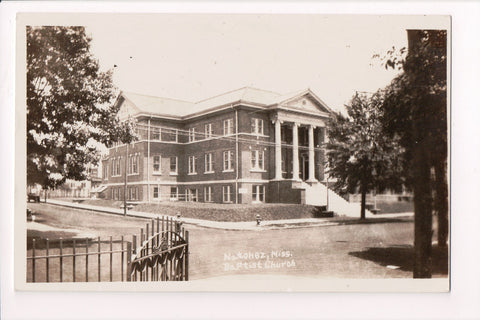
[117,94,141,120]
[282,94,330,115]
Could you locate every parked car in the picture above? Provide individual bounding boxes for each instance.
[28,193,41,202]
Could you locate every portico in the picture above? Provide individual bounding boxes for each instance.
[271,111,327,184]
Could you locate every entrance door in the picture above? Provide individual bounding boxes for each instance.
[301,155,309,181]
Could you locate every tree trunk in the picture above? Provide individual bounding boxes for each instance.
[360,190,366,220]
[434,159,449,248]
[413,144,433,278]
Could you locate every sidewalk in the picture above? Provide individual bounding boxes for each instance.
[45,199,413,231]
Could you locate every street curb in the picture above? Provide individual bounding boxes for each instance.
[41,199,413,231]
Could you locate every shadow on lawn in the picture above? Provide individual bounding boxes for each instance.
[349,245,449,275]
[27,230,92,250]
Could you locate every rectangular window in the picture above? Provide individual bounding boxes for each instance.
[187,188,198,202]
[170,187,178,201]
[128,154,139,175]
[205,123,213,139]
[104,164,108,180]
[153,155,161,173]
[189,127,196,142]
[281,153,287,173]
[251,118,264,135]
[112,157,121,176]
[205,152,214,173]
[152,128,161,140]
[223,150,234,171]
[252,185,265,202]
[188,156,197,174]
[128,187,138,201]
[251,150,264,170]
[153,186,159,199]
[170,156,177,174]
[112,158,120,176]
[204,186,213,202]
[224,119,234,135]
[222,185,232,203]
[162,127,178,142]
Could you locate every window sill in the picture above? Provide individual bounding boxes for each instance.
[187,173,197,176]
[250,169,266,173]
[204,171,215,174]
[169,172,178,176]
[127,173,139,176]
[152,172,162,175]
[222,169,234,173]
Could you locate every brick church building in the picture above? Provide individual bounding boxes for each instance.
[101,87,332,205]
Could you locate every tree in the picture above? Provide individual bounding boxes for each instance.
[381,30,448,278]
[326,91,404,219]
[27,26,135,190]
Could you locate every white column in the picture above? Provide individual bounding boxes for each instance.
[147,119,150,202]
[274,118,283,180]
[292,123,300,181]
[307,125,317,183]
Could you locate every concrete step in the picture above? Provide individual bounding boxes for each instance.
[304,183,373,218]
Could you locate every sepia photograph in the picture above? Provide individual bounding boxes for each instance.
[3,1,480,319]
[15,12,452,291]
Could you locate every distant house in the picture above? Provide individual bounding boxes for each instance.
[100,87,333,205]
[49,166,102,198]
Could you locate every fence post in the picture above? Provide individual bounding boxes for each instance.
[32,238,36,282]
[121,236,124,282]
[46,238,49,283]
[140,229,143,281]
[169,217,173,281]
[97,237,101,282]
[73,239,76,282]
[126,241,132,282]
[185,230,189,281]
[156,217,160,245]
[110,236,113,282]
[132,235,137,281]
[145,224,149,281]
[59,238,63,283]
[151,219,155,281]
[85,238,89,282]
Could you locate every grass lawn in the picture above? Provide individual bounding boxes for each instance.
[54,197,414,221]
[26,203,448,282]
[58,198,319,222]
[369,200,414,214]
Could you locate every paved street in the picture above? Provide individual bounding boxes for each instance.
[26,203,447,280]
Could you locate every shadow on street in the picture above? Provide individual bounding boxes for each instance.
[349,244,448,275]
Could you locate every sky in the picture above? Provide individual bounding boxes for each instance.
[82,14,418,113]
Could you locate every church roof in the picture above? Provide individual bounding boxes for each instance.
[119,87,330,119]
[121,92,194,117]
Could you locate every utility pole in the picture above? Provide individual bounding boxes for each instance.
[124,143,128,216]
